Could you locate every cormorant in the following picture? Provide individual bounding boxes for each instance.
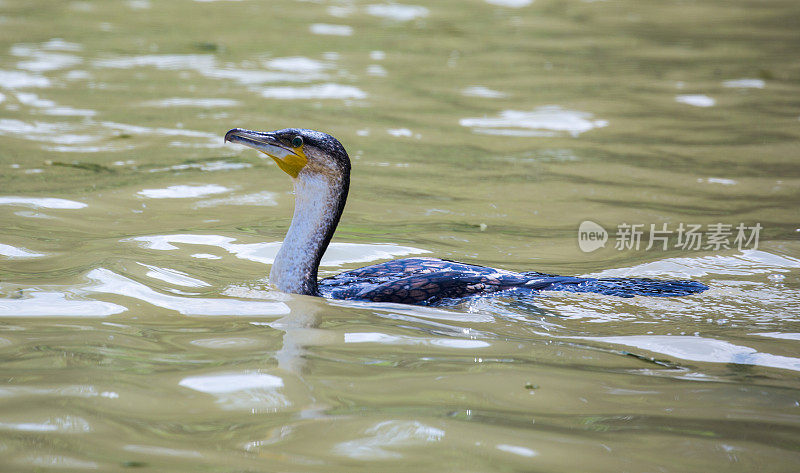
[224,127,707,306]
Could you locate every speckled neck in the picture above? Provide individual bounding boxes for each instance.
[269,172,348,295]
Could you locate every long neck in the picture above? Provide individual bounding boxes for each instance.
[269,172,348,295]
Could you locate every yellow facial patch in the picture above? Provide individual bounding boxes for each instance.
[262,146,307,178]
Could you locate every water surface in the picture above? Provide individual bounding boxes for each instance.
[1,0,799,471]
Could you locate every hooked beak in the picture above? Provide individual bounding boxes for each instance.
[224,128,307,178]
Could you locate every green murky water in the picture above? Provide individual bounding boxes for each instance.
[1,0,799,470]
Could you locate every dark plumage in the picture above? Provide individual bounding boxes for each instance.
[319,257,707,306]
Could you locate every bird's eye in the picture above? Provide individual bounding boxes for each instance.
[291,136,303,148]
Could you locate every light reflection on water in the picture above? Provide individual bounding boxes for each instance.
[0,291,126,317]
[460,106,608,137]
[1,0,799,470]
[126,233,429,266]
[333,420,445,460]
[585,250,800,278]
[137,184,232,199]
[577,335,800,372]
[179,372,289,411]
[675,94,716,107]
[0,69,51,88]
[0,196,86,209]
[85,268,289,317]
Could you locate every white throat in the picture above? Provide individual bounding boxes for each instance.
[270,173,340,294]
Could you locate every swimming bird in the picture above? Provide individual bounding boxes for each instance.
[224,127,707,306]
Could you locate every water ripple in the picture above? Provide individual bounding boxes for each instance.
[259,83,367,100]
[580,335,800,372]
[675,94,715,107]
[0,69,51,88]
[0,243,45,259]
[179,372,289,410]
[310,24,354,36]
[125,233,429,267]
[85,268,288,316]
[460,106,608,137]
[366,4,429,21]
[137,184,231,199]
[584,250,800,278]
[0,291,126,317]
[333,420,444,459]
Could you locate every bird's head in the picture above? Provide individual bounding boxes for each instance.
[224,127,350,179]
